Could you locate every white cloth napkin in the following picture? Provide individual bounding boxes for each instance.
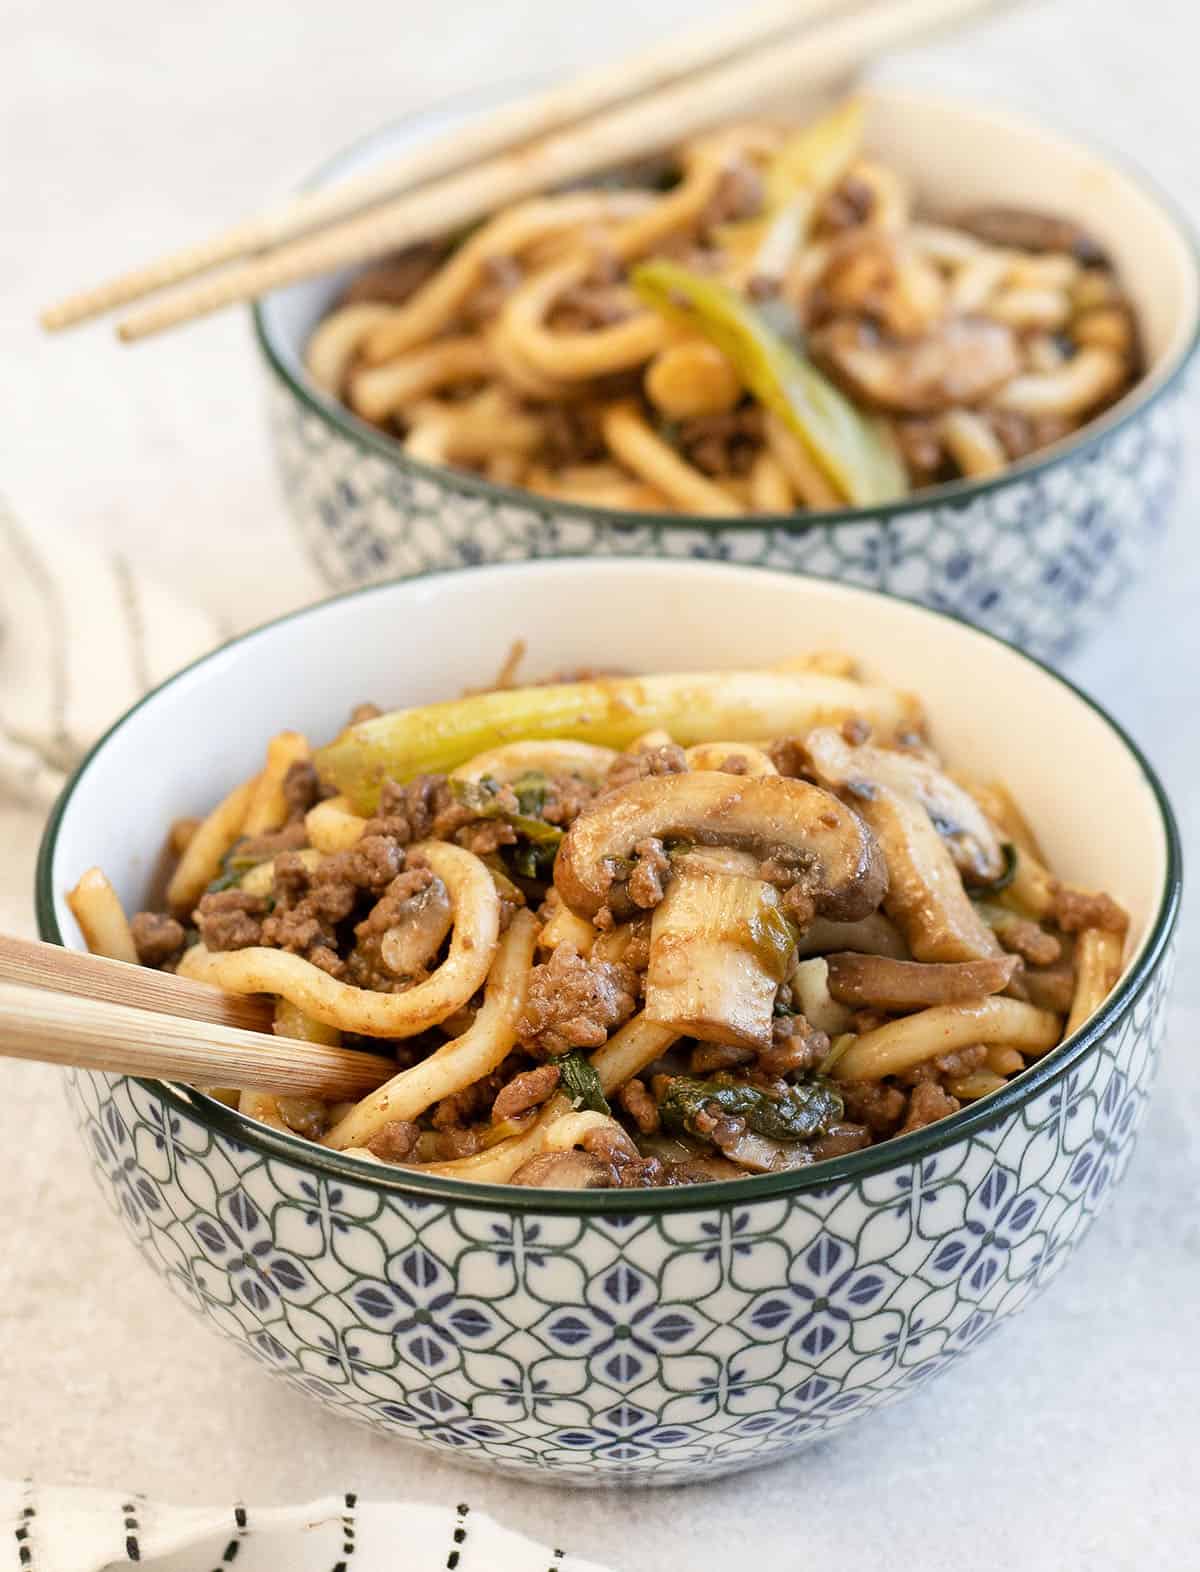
[0,1481,614,1572]
[0,495,222,809]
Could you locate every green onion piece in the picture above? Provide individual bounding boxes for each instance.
[631,259,908,506]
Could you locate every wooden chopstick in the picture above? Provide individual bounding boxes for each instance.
[40,0,861,332]
[54,0,1001,344]
[0,979,395,1099]
[0,933,275,1033]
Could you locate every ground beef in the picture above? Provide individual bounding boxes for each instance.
[541,405,607,467]
[460,254,523,327]
[605,743,687,793]
[540,773,600,828]
[354,864,439,941]
[816,173,876,235]
[698,161,765,235]
[366,1119,422,1162]
[767,737,809,779]
[236,820,310,861]
[130,911,186,968]
[348,701,382,724]
[339,244,444,307]
[432,1126,483,1160]
[997,917,1061,966]
[899,1042,988,1086]
[759,1016,830,1077]
[378,774,453,842]
[839,1079,907,1136]
[627,836,671,910]
[517,943,638,1058]
[675,407,764,477]
[551,283,634,333]
[193,889,268,951]
[282,759,325,820]
[619,1077,661,1134]
[690,1042,754,1074]
[1051,884,1128,935]
[898,1081,960,1134]
[492,1063,561,1123]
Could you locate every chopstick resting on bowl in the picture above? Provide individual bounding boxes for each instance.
[0,935,394,1099]
[40,0,1006,342]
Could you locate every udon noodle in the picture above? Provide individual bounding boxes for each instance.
[69,652,1131,1190]
[304,98,1141,515]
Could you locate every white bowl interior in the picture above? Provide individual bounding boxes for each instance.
[50,562,1169,1008]
[260,84,1198,426]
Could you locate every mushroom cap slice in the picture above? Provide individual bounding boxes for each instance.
[555,770,887,923]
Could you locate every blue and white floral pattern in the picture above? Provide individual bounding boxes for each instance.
[267,380,1184,663]
[66,950,1171,1485]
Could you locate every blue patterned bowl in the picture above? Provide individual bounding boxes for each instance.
[254,85,1199,664]
[38,561,1180,1484]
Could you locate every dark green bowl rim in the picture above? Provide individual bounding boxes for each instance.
[251,80,1200,535]
[36,559,1182,1214]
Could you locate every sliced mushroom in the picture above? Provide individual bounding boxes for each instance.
[826,951,1019,1010]
[644,848,794,1048]
[957,206,1109,266]
[555,770,887,924]
[794,911,910,960]
[379,877,454,978]
[805,728,1005,882]
[510,1151,614,1188]
[811,315,1020,415]
[718,1129,816,1174]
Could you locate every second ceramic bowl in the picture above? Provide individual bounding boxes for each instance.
[255,85,1199,662]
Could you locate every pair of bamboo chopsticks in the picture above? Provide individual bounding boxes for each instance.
[0,934,394,1100]
[40,0,1003,344]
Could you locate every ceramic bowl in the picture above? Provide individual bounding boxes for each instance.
[254,85,1199,663]
[38,560,1179,1484]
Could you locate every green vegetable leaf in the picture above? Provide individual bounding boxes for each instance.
[659,1073,842,1144]
[555,1051,612,1117]
[631,259,908,507]
[205,838,268,894]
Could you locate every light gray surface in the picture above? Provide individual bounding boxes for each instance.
[2,2,1199,1568]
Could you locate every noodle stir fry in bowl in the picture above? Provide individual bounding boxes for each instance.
[40,562,1179,1481]
[257,86,1199,660]
[75,659,1130,1187]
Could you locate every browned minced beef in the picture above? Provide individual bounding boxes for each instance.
[130,911,186,969]
[348,701,382,725]
[897,1081,960,1134]
[339,244,446,307]
[898,1043,988,1087]
[551,283,634,334]
[758,1015,830,1078]
[541,405,608,467]
[236,820,310,860]
[540,773,601,829]
[193,889,268,951]
[675,407,764,478]
[627,836,671,911]
[816,173,876,235]
[605,743,687,793]
[690,1042,753,1074]
[517,943,638,1058]
[1025,965,1077,1014]
[492,1063,561,1123]
[697,161,765,235]
[282,759,326,819]
[376,773,520,855]
[367,1119,422,1162]
[353,862,438,941]
[839,1079,907,1137]
[619,1077,661,1135]
[758,853,821,928]
[767,737,809,779]
[997,917,1061,966]
[459,255,523,328]
[1051,884,1128,935]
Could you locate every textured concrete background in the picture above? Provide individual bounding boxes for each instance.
[2,3,1198,1567]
